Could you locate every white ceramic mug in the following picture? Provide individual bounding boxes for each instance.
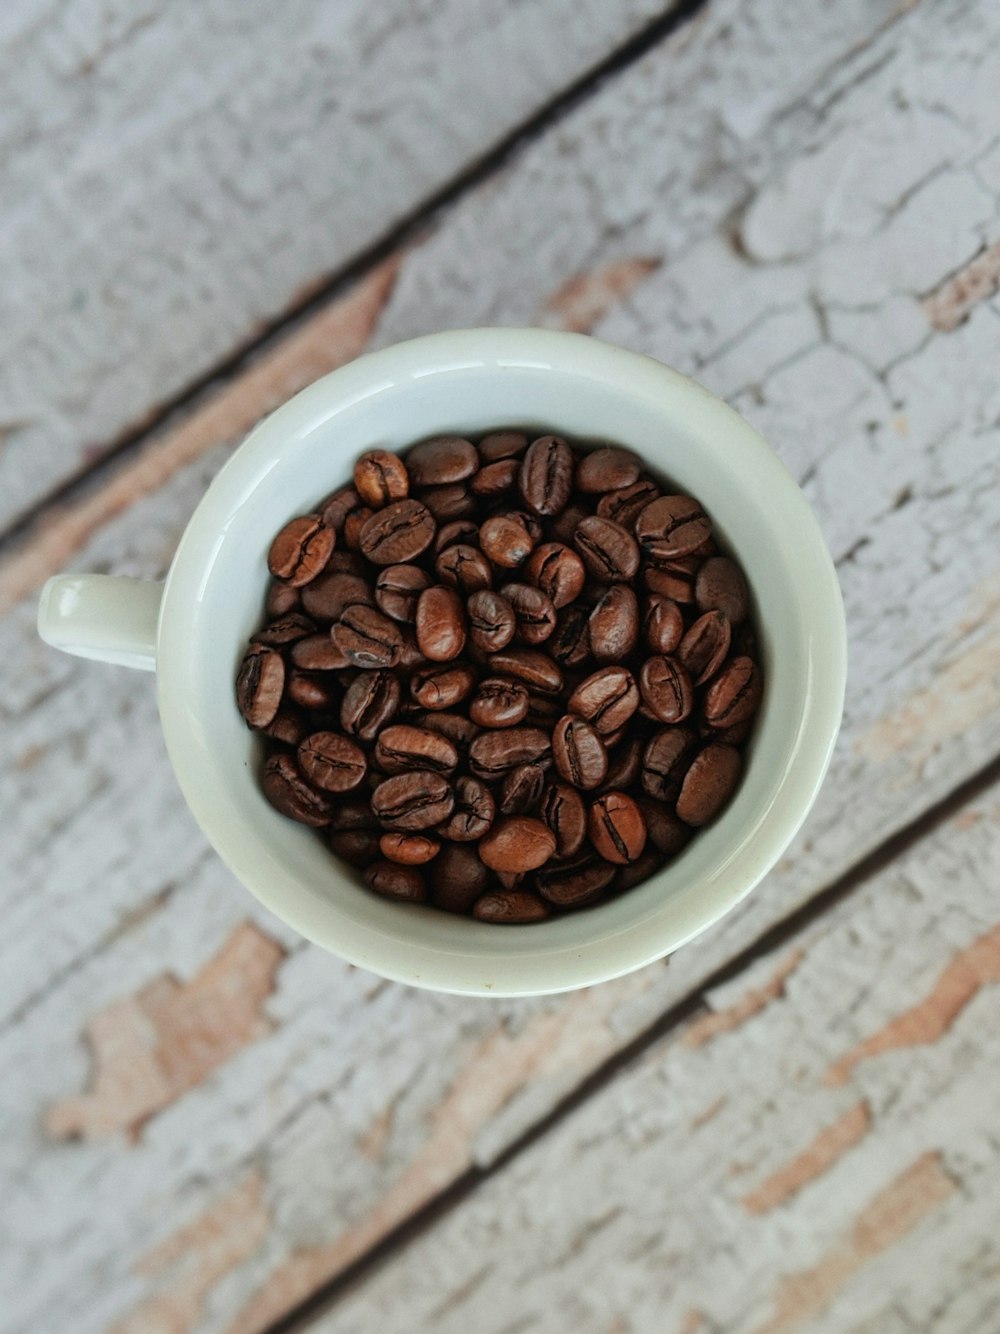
[38,329,846,996]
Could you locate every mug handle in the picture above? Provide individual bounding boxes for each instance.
[37,574,162,672]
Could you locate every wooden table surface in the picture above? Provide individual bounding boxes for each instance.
[3,2,999,1331]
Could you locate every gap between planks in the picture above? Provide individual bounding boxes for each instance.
[264,749,1000,1334]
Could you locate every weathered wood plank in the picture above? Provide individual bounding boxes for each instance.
[4,0,1000,1330]
[0,0,674,530]
[307,779,1000,1334]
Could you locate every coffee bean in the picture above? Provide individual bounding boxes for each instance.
[552,715,608,790]
[541,781,587,858]
[478,430,528,463]
[616,847,667,893]
[324,549,369,579]
[678,610,731,686]
[266,582,301,617]
[435,544,493,594]
[588,791,646,865]
[330,828,381,867]
[588,584,639,661]
[261,752,332,826]
[639,655,694,724]
[435,519,479,553]
[406,435,478,486]
[573,515,640,582]
[535,854,616,907]
[519,435,574,516]
[479,514,536,569]
[380,832,440,865]
[576,446,640,494]
[503,582,557,645]
[549,501,590,546]
[300,572,373,622]
[496,871,525,891]
[644,594,684,654]
[236,645,286,728]
[354,450,409,507]
[286,671,338,712]
[375,565,432,623]
[703,656,763,729]
[288,634,349,671]
[479,817,556,872]
[342,506,375,550]
[567,667,639,735]
[596,479,660,531]
[486,649,563,694]
[602,734,643,790]
[252,612,315,647]
[371,771,454,831]
[676,744,742,826]
[341,670,401,741]
[642,727,693,801]
[470,458,520,497]
[644,560,698,604]
[418,712,481,759]
[436,775,495,841]
[365,860,428,902]
[498,762,545,816]
[469,726,551,780]
[432,843,490,911]
[359,499,435,564]
[320,485,362,535]
[375,724,458,775]
[467,590,516,653]
[469,678,529,729]
[635,495,711,561]
[268,515,335,587]
[396,630,429,671]
[410,662,476,711]
[550,604,591,668]
[262,708,310,747]
[297,732,367,792]
[473,890,549,923]
[333,604,403,668]
[524,691,563,728]
[696,556,750,624]
[328,799,378,831]
[522,542,585,611]
[416,585,467,662]
[419,484,477,522]
[638,798,691,857]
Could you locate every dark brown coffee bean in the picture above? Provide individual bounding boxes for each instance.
[573,515,640,582]
[639,799,691,857]
[523,543,586,610]
[261,708,310,747]
[359,499,436,565]
[469,726,550,780]
[642,727,693,801]
[496,871,525,891]
[286,670,338,712]
[703,717,755,746]
[478,430,528,463]
[485,649,563,694]
[576,446,640,494]
[435,544,493,594]
[301,572,373,622]
[703,656,763,729]
[396,629,430,671]
[535,854,616,907]
[550,604,591,668]
[435,775,495,842]
[330,828,381,868]
[375,724,458,775]
[616,847,667,893]
[379,832,440,865]
[678,611,731,685]
[433,843,490,911]
[261,752,332,826]
[524,692,563,729]
[406,435,478,486]
[371,771,454,831]
[342,506,375,550]
[644,595,684,654]
[473,890,549,923]
[419,484,476,522]
[266,582,301,617]
[328,799,378,831]
[469,678,529,729]
[499,763,546,816]
[365,860,428,903]
[635,495,711,561]
[479,514,536,569]
[602,734,643,790]
[519,434,574,516]
[290,633,350,671]
[470,458,519,497]
[268,515,335,587]
[375,565,432,623]
[541,781,587,858]
[435,519,479,553]
[297,732,367,792]
[341,670,401,741]
[552,715,608,790]
[467,590,516,653]
[236,644,286,728]
[597,479,660,531]
[567,667,639,735]
[644,560,698,604]
[479,817,556,872]
[333,604,403,668]
[549,502,590,547]
[252,612,315,647]
[418,712,481,758]
[639,655,694,723]
[588,585,639,662]
[696,556,750,624]
[588,791,646,865]
[410,662,476,711]
[354,450,409,508]
[503,582,557,645]
[676,744,742,825]
[320,485,361,535]
[325,549,370,578]
[416,585,467,662]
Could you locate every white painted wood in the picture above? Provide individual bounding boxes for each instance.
[0,0,673,530]
[4,0,1000,1330]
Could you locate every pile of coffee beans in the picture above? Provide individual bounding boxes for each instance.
[235,432,763,923]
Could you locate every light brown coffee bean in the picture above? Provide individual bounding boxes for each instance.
[410,662,477,711]
[319,485,361,535]
[365,860,428,902]
[478,430,528,462]
[297,732,367,792]
[644,594,684,654]
[371,770,454,831]
[567,667,639,735]
[262,708,310,748]
[588,584,639,661]
[435,543,493,594]
[479,514,536,569]
[375,724,459,776]
[639,655,694,723]
[236,644,286,728]
[354,450,409,507]
[261,752,332,826]
[703,656,763,728]
[588,791,646,864]
[478,817,556,872]
[266,582,301,617]
[473,890,550,923]
[675,744,742,825]
[416,585,467,662]
[290,633,350,671]
[469,678,530,729]
[635,495,711,560]
[576,446,640,494]
[333,604,403,668]
[470,458,519,497]
[343,506,375,550]
[359,499,436,564]
[696,556,750,623]
[487,649,563,694]
[552,715,608,790]
[379,832,440,865]
[406,435,478,486]
[677,610,731,685]
[469,726,551,780]
[523,543,586,610]
[268,514,335,587]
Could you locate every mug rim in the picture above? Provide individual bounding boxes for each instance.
[157,328,846,996]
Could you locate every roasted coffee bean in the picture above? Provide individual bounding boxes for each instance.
[466,589,516,653]
[380,832,440,865]
[268,514,335,587]
[703,716,755,746]
[418,712,481,759]
[549,501,590,547]
[616,847,667,893]
[419,484,476,522]
[469,678,529,729]
[498,762,546,816]
[519,434,574,516]
[573,515,640,581]
[486,649,563,694]
[568,667,639,735]
[550,604,591,668]
[588,584,639,661]
[435,543,493,594]
[639,655,694,724]
[320,485,362,535]
[703,656,763,729]
[644,594,684,654]
[696,556,750,624]
[597,479,660,531]
[479,514,536,569]
[524,692,563,728]
[435,519,479,552]
[436,775,495,841]
[375,724,458,775]
[261,752,332,826]
[496,871,525,891]
[297,732,367,792]
[642,727,693,801]
[236,644,286,728]
[375,565,432,623]
[328,798,378,831]
[341,670,401,741]
[469,726,550,780]
[535,854,616,907]
[354,450,409,507]
[552,715,608,790]
[301,571,373,622]
[359,499,435,564]
[644,559,698,603]
[576,446,640,494]
[432,843,490,911]
[541,781,587,858]
[266,582,301,617]
[503,582,557,645]
[588,791,646,865]
[371,771,454,831]
[333,604,403,668]
[342,506,375,550]
[676,744,742,825]
[416,585,467,662]
[635,495,711,561]
[410,662,476,711]
[324,549,369,578]
[677,610,731,685]
[602,734,643,791]
[365,860,428,903]
[406,435,478,486]
[473,890,549,923]
[290,633,350,671]
[252,612,315,647]
[470,458,519,497]
[523,542,586,610]
[639,798,691,857]
[286,670,338,712]
[262,709,310,748]
[478,430,528,462]
[396,629,430,671]
[330,828,381,867]
[479,817,556,872]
